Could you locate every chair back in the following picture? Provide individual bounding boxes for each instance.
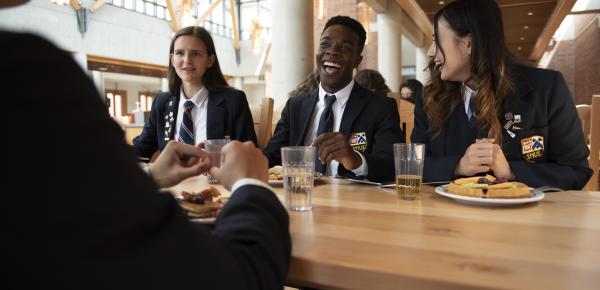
[586,95,600,191]
[390,93,415,143]
[257,97,274,149]
[124,126,144,145]
[576,104,591,143]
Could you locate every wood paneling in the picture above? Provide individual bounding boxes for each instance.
[415,0,559,60]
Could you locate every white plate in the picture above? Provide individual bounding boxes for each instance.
[434,184,545,206]
[268,173,322,186]
[190,217,216,224]
[268,179,284,185]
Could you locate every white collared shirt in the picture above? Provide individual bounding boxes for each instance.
[175,87,209,145]
[463,84,477,119]
[303,80,368,177]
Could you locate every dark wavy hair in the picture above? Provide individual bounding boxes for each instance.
[323,15,367,54]
[168,26,230,95]
[425,0,515,143]
[400,79,423,103]
[355,69,391,96]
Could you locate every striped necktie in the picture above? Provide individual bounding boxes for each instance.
[315,94,336,174]
[178,100,195,145]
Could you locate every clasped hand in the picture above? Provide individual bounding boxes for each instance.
[455,138,514,180]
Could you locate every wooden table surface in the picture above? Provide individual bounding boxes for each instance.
[170,176,600,290]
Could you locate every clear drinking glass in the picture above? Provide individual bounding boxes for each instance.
[394,143,426,200]
[281,146,315,211]
[205,139,229,184]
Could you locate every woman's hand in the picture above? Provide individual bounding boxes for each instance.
[489,143,515,180]
[455,139,494,176]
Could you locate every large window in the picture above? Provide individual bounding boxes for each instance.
[106,0,271,40]
[239,0,270,40]
[107,0,171,20]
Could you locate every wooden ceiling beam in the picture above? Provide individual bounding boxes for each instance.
[529,0,577,61]
[87,54,168,73]
[394,0,433,46]
[90,0,106,13]
[69,0,80,11]
[165,0,180,32]
[194,0,223,26]
[361,0,388,13]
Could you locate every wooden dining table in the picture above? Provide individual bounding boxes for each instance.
[169,176,600,290]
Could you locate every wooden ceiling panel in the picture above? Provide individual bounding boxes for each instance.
[414,0,559,58]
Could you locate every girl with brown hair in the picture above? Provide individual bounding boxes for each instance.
[133,26,257,159]
[412,0,591,189]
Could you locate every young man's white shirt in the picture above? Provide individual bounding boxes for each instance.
[303,80,368,177]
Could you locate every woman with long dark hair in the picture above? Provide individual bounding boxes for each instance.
[133,26,257,159]
[412,0,591,189]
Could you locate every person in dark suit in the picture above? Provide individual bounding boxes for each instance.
[133,26,257,159]
[399,79,423,104]
[1,2,290,288]
[264,16,403,182]
[412,0,591,190]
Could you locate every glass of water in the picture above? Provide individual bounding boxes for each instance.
[205,139,229,184]
[281,146,315,211]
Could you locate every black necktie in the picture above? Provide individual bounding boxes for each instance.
[315,94,336,174]
[178,100,195,145]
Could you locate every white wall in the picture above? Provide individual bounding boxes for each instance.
[402,35,416,66]
[0,0,265,77]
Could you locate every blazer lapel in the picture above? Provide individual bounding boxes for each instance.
[207,91,226,139]
[296,91,319,145]
[339,84,368,137]
[164,95,179,141]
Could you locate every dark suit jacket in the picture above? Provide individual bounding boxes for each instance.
[133,89,257,158]
[412,65,592,190]
[2,31,290,290]
[264,84,404,182]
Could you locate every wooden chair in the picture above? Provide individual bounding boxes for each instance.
[256,97,274,149]
[586,95,600,191]
[124,126,144,145]
[389,93,415,143]
[576,104,591,143]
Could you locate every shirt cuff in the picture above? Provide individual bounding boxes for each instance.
[350,151,369,176]
[231,178,273,193]
[142,165,151,176]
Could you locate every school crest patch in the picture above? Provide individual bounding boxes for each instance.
[349,132,367,152]
[521,135,544,162]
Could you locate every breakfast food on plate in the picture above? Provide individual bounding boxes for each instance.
[269,165,283,181]
[177,186,223,218]
[447,175,532,198]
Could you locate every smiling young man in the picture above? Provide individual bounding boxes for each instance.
[264,16,403,182]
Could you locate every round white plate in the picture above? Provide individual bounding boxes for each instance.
[190,217,216,224]
[268,179,284,185]
[434,184,544,206]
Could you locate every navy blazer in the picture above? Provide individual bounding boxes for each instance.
[133,89,257,158]
[412,65,592,190]
[4,31,290,290]
[264,84,404,182]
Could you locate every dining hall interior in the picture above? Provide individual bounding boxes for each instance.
[2,0,600,289]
